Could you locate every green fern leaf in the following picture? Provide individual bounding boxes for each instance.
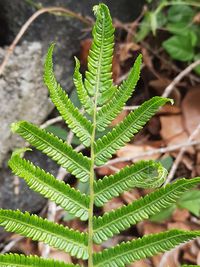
[94,160,167,207]
[44,44,92,147]
[8,152,89,220]
[93,177,200,244]
[93,229,200,267]
[0,254,78,267]
[84,4,114,104]
[94,96,173,166]
[0,210,88,260]
[96,54,142,131]
[182,265,200,267]
[74,57,94,115]
[11,121,91,182]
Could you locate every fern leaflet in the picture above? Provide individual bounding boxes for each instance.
[93,177,200,244]
[0,210,88,260]
[94,96,173,166]
[96,54,142,131]
[0,254,78,267]
[84,4,114,105]
[44,44,92,147]
[94,160,167,207]
[8,151,89,220]
[93,229,200,267]
[11,121,91,182]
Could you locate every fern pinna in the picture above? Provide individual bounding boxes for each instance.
[1,3,200,267]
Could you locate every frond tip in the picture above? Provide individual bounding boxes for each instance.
[0,254,79,267]
[85,3,115,105]
[93,229,200,267]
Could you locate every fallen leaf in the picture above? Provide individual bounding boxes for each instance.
[160,114,184,140]
[169,132,195,154]
[96,162,128,176]
[117,144,160,161]
[142,221,167,235]
[122,189,141,204]
[111,110,128,126]
[182,88,200,141]
[197,250,200,264]
[168,222,191,231]
[193,12,200,24]
[118,42,140,62]
[103,197,124,213]
[129,259,149,267]
[159,104,181,115]
[172,208,190,222]
[48,249,72,263]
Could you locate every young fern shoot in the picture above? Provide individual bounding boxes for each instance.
[1,3,200,267]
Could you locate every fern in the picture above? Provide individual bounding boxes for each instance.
[44,44,92,146]
[0,210,88,259]
[84,3,114,105]
[0,254,79,267]
[96,54,142,131]
[93,229,200,267]
[94,160,167,207]
[11,121,91,182]
[94,96,173,166]
[8,150,89,221]
[1,3,200,267]
[93,177,200,244]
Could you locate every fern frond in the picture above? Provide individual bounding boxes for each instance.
[11,121,91,182]
[0,254,78,267]
[93,229,200,267]
[96,54,142,131]
[93,177,200,244]
[8,152,89,220]
[84,4,114,104]
[94,160,167,207]
[94,96,172,166]
[182,265,200,267]
[44,44,92,147]
[0,210,88,260]
[74,57,94,115]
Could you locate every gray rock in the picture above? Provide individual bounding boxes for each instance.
[0,41,53,165]
[0,0,145,90]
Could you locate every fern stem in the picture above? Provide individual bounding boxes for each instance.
[88,123,96,267]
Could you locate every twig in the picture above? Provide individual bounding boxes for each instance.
[103,140,200,166]
[40,116,62,129]
[162,59,200,98]
[0,7,91,76]
[165,124,200,185]
[158,242,192,267]
[1,237,24,254]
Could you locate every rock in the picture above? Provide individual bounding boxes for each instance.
[0,0,145,90]
[0,41,53,165]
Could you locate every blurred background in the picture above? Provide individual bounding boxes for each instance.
[0,0,200,266]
